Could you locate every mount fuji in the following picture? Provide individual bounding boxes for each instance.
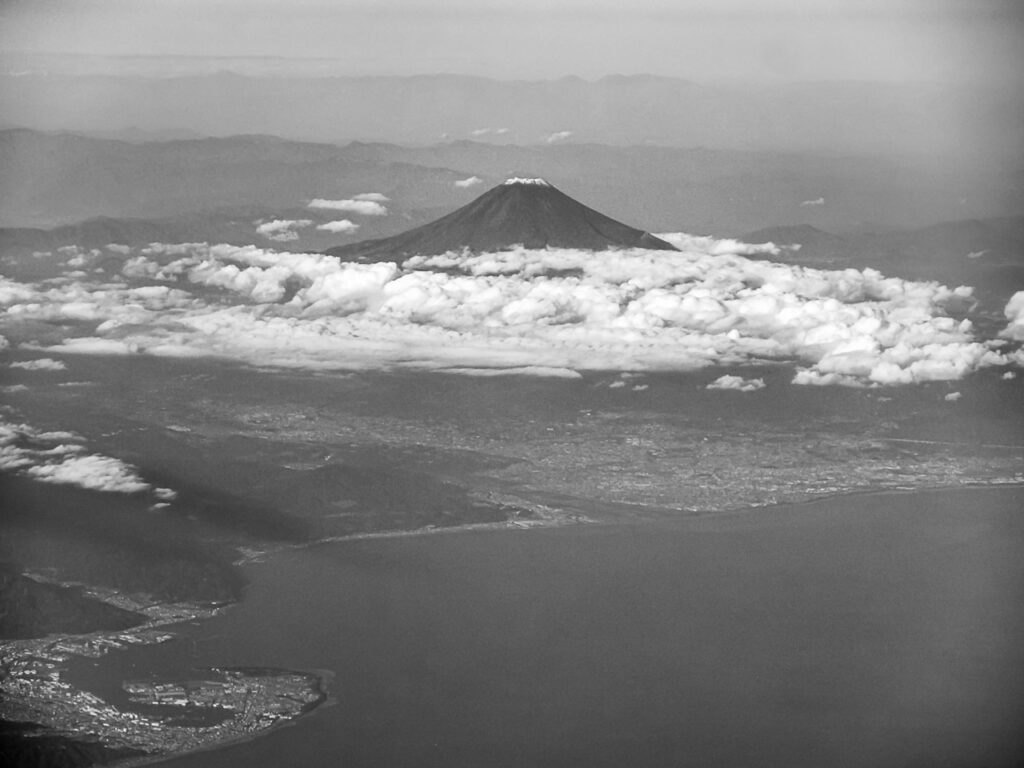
[326,178,677,262]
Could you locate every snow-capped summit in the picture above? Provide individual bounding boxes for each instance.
[326,179,677,262]
[503,177,551,186]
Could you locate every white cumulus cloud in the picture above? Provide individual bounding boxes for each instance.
[1001,291,1024,340]
[317,219,360,234]
[455,176,483,189]
[308,199,388,216]
[256,219,313,242]
[354,192,389,202]
[9,358,67,371]
[26,454,153,493]
[707,375,766,392]
[0,417,173,498]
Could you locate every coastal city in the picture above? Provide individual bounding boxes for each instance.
[0,577,327,761]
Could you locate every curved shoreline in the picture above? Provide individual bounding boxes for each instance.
[3,479,1023,767]
[0,583,329,768]
[143,481,1024,768]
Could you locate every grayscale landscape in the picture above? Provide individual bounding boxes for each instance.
[1,2,1023,767]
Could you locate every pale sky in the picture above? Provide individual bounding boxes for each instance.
[1,0,1022,82]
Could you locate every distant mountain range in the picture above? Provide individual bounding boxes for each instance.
[3,73,1022,159]
[2,127,1021,309]
[2,210,1020,312]
[328,178,674,261]
[2,129,1021,235]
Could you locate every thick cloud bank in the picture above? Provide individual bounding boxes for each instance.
[1,238,1020,386]
[0,417,174,499]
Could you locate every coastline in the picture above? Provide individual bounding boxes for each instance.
[151,481,1024,768]
[110,668,335,768]
[0,579,327,767]
[4,479,1023,767]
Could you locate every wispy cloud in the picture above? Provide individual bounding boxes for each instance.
[316,219,360,234]
[308,198,388,215]
[545,130,573,143]
[445,366,581,378]
[800,197,825,206]
[454,176,483,189]
[9,358,66,371]
[470,128,509,137]
[658,232,782,256]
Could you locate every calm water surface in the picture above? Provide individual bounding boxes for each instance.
[94,486,1024,768]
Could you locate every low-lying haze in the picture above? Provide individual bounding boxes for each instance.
[2,2,1022,160]
[3,1,1022,84]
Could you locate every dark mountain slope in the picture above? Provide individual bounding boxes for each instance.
[326,178,676,261]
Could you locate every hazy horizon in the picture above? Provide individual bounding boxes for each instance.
[4,1,1022,163]
[8,52,1021,85]
[2,0,1022,84]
